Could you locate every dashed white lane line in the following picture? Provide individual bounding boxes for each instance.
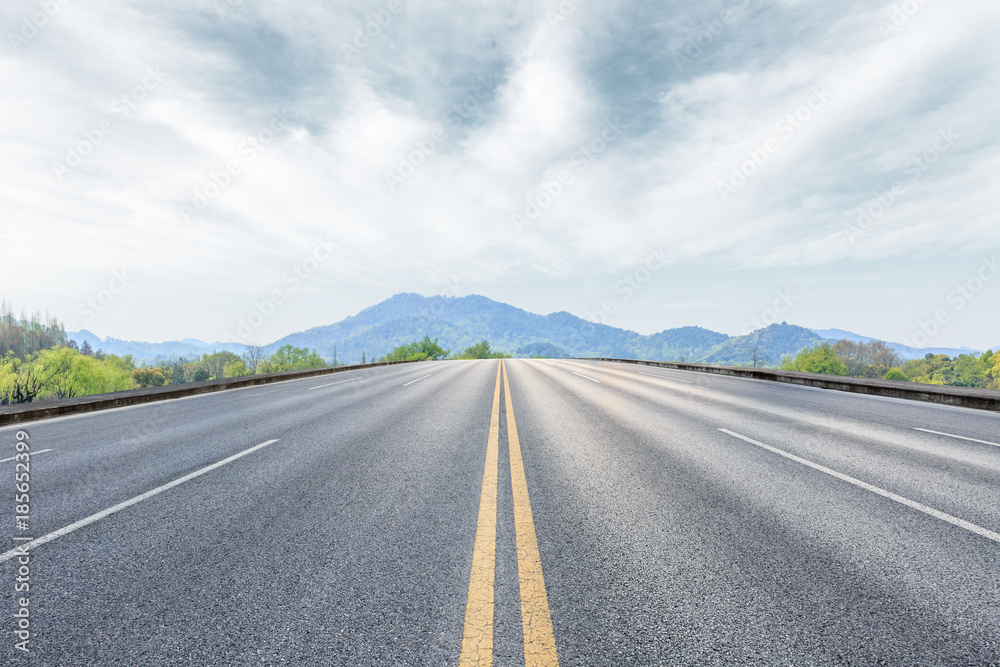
[913,428,1000,449]
[638,372,692,384]
[0,439,280,564]
[402,374,433,387]
[718,429,1000,545]
[571,372,602,384]
[0,449,52,464]
[309,379,358,390]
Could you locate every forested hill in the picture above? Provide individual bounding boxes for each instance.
[265,293,824,366]
[62,293,989,366]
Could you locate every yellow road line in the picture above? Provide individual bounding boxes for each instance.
[502,360,560,667]
[459,361,503,666]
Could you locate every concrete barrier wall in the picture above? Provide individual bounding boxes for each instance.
[0,360,424,427]
[586,358,1000,412]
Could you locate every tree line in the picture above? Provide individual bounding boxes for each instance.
[377,337,511,362]
[0,307,332,404]
[1,342,333,404]
[779,339,1000,389]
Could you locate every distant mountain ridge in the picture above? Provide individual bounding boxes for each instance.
[66,329,245,361]
[265,293,738,363]
[67,293,992,366]
[807,328,981,360]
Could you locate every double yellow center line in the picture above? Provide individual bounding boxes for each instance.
[459,361,559,667]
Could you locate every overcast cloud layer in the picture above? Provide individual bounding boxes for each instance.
[2,0,998,349]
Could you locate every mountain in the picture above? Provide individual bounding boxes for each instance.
[703,324,826,366]
[267,293,777,364]
[516,342,570,358]
[65,330,245,362]
[64,295,989,367]
[808,328,981,360]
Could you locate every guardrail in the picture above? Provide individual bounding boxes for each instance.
[586,358,1000,412]
[0,360,425,427]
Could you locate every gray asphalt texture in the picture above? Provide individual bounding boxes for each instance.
[1,359,998,666]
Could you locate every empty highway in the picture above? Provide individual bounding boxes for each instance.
[2,359,999,665]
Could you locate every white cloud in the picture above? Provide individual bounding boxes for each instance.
[1,0,998,349]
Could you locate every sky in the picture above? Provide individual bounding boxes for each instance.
[1,0,998,350]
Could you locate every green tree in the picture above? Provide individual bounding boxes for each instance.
[21,348,135,400]
[223,360,250,378]
[92,354,136,393]
[35,347,80,398]
[200,351,241,380]
[132,368,166,388]
[265,345,327,371]
[379,337,450,362]
[951,353,991,387]
[780,343,848,376]
[0,353,43,404]
[454,340,510,360]
[883,368,906,381]
[900,354,953,384]
[170,362,188,384]
[832,339,901,378]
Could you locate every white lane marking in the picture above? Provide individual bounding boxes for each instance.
[718,429,1000,544]
[913,428,1000,449]
[638,372,692,384]
[402,374,433,387]
[0,449,52,464]
[571,372,602,384]
[309,379,358,390]
[0,439,280,564]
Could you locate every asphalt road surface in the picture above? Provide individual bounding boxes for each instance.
[1,359,998,666]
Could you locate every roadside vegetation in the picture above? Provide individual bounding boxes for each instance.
[452,340,511,359]
[0,304,330,405]
[779,339,999,389]
[377,336,450,362]
[378,338,511,362]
